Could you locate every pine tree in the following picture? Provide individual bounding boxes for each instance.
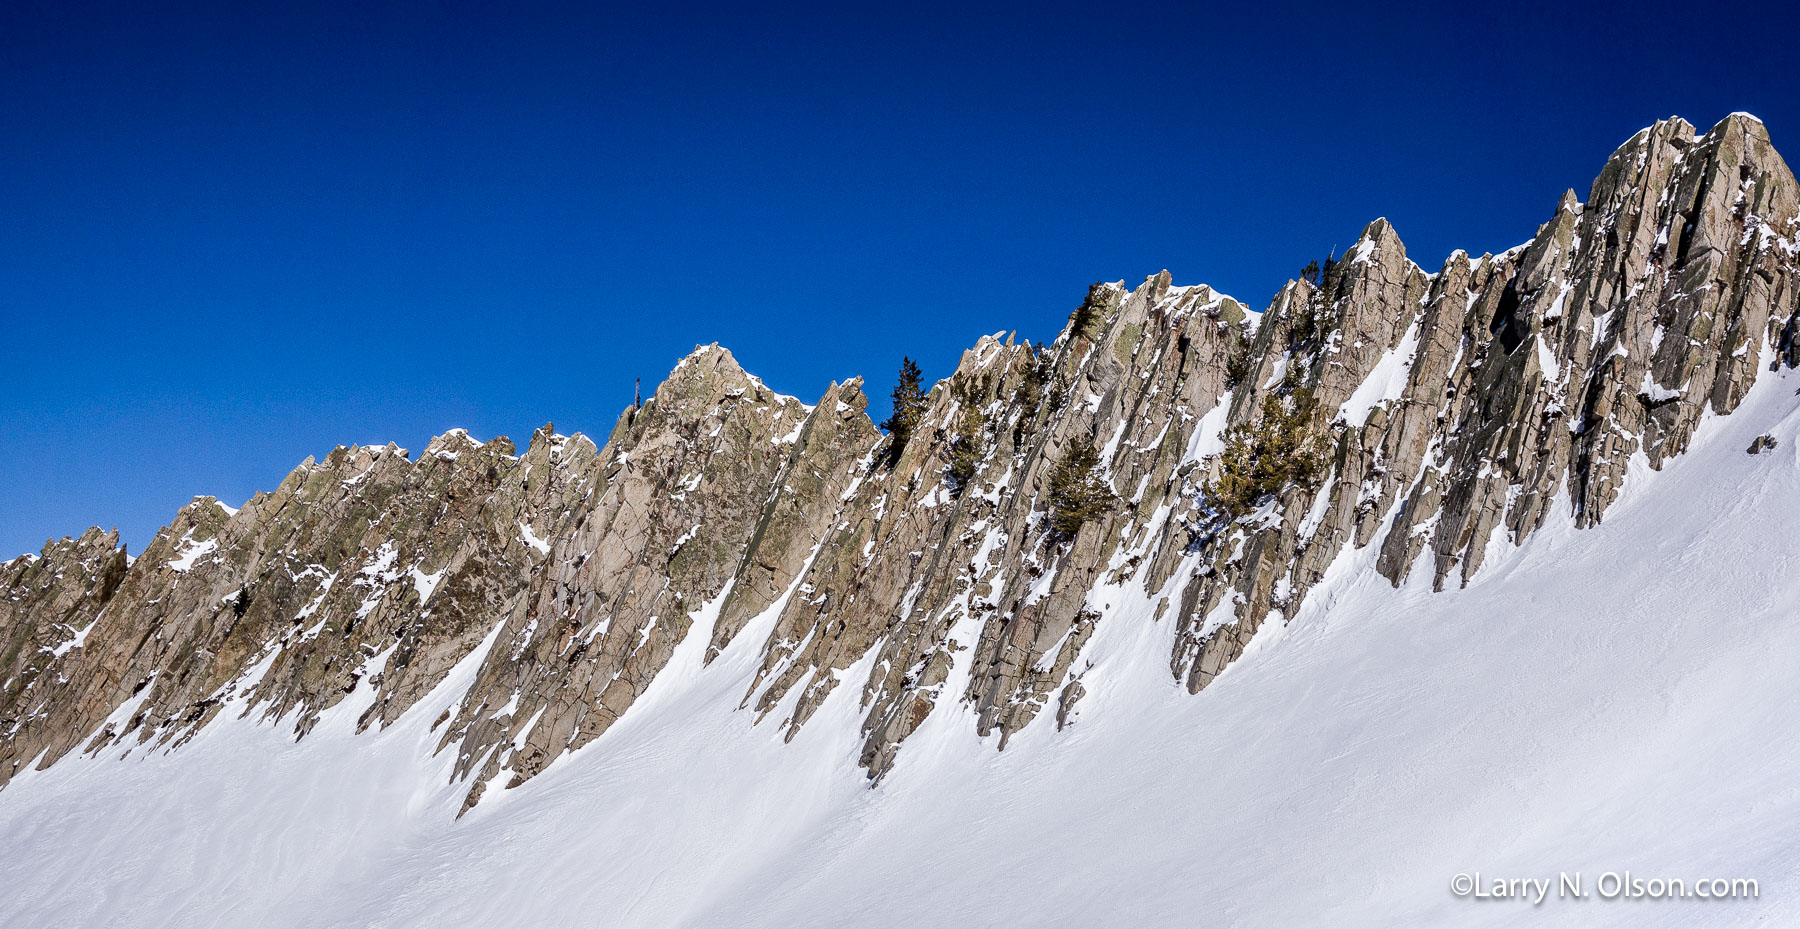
[1067,281,1113,340]
[1068,300,1098,340]
[946,399,985,495]
[1289,255,1340,352]
[1069,302,1096,339]
[1224,342,1252,387]
[1299,254,1337,288]
[1009,345,1050,446]
[1205,389,1327,518]
[1046,437,1114,539]
[880,357,928,466]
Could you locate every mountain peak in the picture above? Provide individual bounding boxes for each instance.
[3,119,1798,897]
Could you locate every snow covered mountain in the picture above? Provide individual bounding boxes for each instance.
[3,113,1799,927]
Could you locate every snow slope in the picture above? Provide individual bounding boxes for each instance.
[3,370,1799,928]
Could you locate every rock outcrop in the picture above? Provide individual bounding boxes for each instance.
[5,114,1797,799]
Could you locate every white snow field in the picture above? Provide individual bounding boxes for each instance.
[4,368,1800,929]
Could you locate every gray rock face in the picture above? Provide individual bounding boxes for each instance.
[1,528,127,741]
[4,114,1798,798]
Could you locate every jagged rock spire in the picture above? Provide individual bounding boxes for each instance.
[3,114,1796,798]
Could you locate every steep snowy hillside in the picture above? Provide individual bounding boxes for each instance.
[3,113,1800,927]
[3,359,1797,929]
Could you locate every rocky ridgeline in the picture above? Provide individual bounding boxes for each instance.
[4,115,1797,803]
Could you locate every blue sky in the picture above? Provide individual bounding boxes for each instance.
[4,0,1797,558]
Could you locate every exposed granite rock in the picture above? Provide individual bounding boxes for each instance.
[4,114,1796,797]
[437,346,866,810]
[0,528,128,749]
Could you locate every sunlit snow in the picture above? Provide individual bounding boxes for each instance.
[2,373,1798,928]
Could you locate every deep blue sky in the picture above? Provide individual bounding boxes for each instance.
[4,0,1796,558]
